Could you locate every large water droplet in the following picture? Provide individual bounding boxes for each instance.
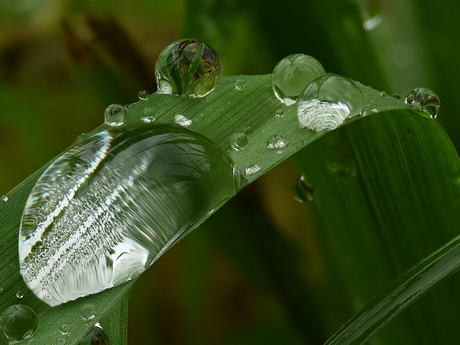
[78,323,108,345]
[294,176,314,202]
[0,304,38,341]
[272,54,326,105]
[104,104,126,127]
[230,133,248,151]
[60,323,71,335]
[297,74,364,132]
[19,124,243,306]
[174,114,192,127]
[155,39,222,97]
[404,87,440,118]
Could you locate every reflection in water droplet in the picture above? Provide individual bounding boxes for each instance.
[80,303,96,321]
[294,176,314,202]
[266,135,287,150]
[16,291,24,299]
[78,323,108,345]
[404,87,440,118]
[245,165,261,176]
[230,133,248,151]
[1,196,7,202]
[234,79,246,90]
[19,125,243,306]
[272,54,326,105]
[138,90,149,100]
[104,104,126,127]
[393,93,401,99]
[175,114,192,127]
[0,304,38,341]
[297,74,363,132]
[155,39,222,97]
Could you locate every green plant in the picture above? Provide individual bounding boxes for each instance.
[1,0,460,344]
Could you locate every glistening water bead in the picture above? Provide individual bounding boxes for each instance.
[0,304,38,341]
[19,124,244,306]
[404,87,440,118]
[272,54,326,105]
[297,74,363,132]
[104,104,126,127]
[155,39,222,97]
[78,323,108,345]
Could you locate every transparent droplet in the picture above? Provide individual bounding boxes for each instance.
[155,39,222,97]
[234,79,246,90]
[174,114,192,127]
[57,338,66,345]
[404,87,440,118]
[393,93,401,99]
[138,90,149,100]
[230,133,248,151]
[80,303,96,321]
[0,304,38,341]
[142,108,157,123]
[104,104,126,127]
[60,323,71,335]
[266,135,287,150]
[1,195,7,202]
[245,165,261,176]
[78,323,108,345]
[294,176,314,202]
[16,291,24,299]
[297,74,364,132]
[272,54,326,105]
[19,124,244,306]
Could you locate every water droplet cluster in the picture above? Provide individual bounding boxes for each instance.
[19,124,243,306]
[155,39,222,97]
[0,304,38,341]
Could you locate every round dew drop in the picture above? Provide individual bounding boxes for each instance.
[404,87,440,118]
[155,39,222,97]
[80,303,96,320]
[230,133,248,151]
[104,104,126,127]
[0,304,38,341]
[272,54,326,105]
[297,74,364,132]
[19,124,244,306]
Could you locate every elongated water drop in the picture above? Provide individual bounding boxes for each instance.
[19,124,243,306]
[0,304,38,341]
[404,87,440,118]
[78,323,108,345]
[155,39,222,97]
[297,74,363,132]
[272,54,326,105]
[294,176,314,202]
[104,104,126,127]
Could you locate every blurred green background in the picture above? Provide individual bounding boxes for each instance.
[2,0,460,344]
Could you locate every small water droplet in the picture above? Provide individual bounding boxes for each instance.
[294,176,314,202]
[297,74,364,132]
[57,338,66,345]
[230,133,248,151]
[78,323,108,345]
[1,195,7,202]
[104,104,126,127]
[19,125,243,306]
[80,303,96,321]
[272,54,326,105]
[59,323,71,335]
[0,304,38,341]
[266,135,287,150]
[275,109,285,118]
[234,78,246,90]
[379,91,389,97]
[245,165,261,176]
[404,87,440,118]
[174,114,192,127]
[138,90,149,100]
[393,93,401,99]
[16,291,24,299]
[155,39,222,97]
[141,108,157,123]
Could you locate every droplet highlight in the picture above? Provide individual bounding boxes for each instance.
[404,87,440,118]
[234,79,246,90]
[272,54,326,105]
[1,195,7,202]
[142,108,156,123]
[16,291,24,299]
[155,39,222,97]
[297,74,363,132]
[104,104,126,127]
[78,323,108,345]
[0,304,38,341]
[230,133,248,151]
[19,124,243,306]
[294,176,314,202]
[174,114,192,127]
[266,135,287,150]
[245,165,261,176]
[138,90,149,100]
